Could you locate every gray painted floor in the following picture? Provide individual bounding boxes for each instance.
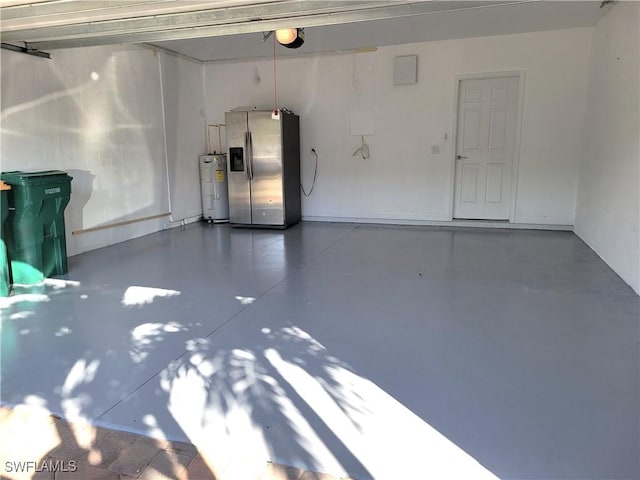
[1,222,638,479]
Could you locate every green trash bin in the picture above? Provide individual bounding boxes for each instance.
[1,181,11,296]
[1,171,73,285]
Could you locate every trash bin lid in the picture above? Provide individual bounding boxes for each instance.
[1,170,71,186]
[0,181,10,191]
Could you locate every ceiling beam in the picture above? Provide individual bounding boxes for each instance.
[0,0,281,29]
[1,1,160,22]
[0,0,53,9]
[1,1,378,39]
[5,1,527,50]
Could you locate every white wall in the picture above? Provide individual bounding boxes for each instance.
[575,2,640,294]
[1,44,207,257]
[159,51,206,223]
[1,44,168,255]
[204,28,592,226]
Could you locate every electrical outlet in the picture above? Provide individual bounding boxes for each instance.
[431,145,440,155]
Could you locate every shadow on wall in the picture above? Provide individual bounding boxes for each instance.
[2,46,168,258]
[65,169,94,234]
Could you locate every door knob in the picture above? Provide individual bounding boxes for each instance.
[456,155,468,160]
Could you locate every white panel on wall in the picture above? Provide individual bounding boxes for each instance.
[204,27,591,225]
[393,55,418,85]
[0,44,169,256]
[159,50,206,222]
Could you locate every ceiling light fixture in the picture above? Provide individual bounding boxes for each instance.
[275,28,304,48]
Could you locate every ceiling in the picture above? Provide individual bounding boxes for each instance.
[0,1,608,62]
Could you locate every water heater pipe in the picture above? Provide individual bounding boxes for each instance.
[207,123,226,154]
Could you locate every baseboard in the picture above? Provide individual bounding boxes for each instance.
[302,215,573,231]
[163,215,202,229]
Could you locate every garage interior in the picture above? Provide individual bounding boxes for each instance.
[0,1,639,479]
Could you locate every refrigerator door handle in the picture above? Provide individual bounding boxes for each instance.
[248,131,254,181]
[244,131,250,181]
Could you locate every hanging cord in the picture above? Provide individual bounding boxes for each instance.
[301,148,318,197]
[272,34,278,116]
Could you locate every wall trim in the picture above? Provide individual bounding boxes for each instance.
[302,215,573,231]
[72,212,170,235]
[163,215,203,230]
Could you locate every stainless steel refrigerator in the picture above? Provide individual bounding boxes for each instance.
[225,109,301,228]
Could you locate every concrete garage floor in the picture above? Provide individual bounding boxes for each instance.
[0,222,638,479]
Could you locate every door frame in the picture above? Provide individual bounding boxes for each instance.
[448,70,526,222]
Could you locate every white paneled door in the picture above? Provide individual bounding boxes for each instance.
[454,76,519,220]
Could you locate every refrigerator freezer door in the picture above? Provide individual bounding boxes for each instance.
[281,113,301,226]
[225,111,251,225]
[248,111,284,226]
